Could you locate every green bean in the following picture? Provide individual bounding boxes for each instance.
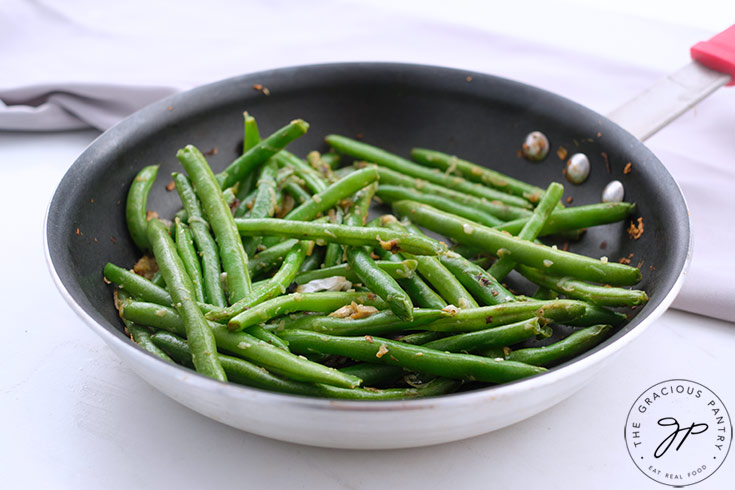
[279,329,546,383]
[506,324,612,366]
[293,259,417,285]
[518,265,648,307]
[284,167,379,221]
[206,241,309,322]
[343,183,414,320]
[298,245,325,273]
[247,325,290,351]
[242,160,279,257]
[282,179,311,204]
[423,299,587,332]
[320,152,341,170]
[150,270,166,288]
[243,111,260,153]
[228,291,388,332]
[115,290,173,362]
[154,331,457,398]
[423,318,549,353]
[233,186,258,217]
[104,262,172,305]
[338,364,405,386]
[172,173,227,307]
[532,287,559,300]
[323,207,345,268]
[146,219,226,381]
[235,219,445,256]
[177,145,252,303]
[306,151,338,183]
[393,200,641,286]
[377,185,503,227]
[411,148,547,204]
[122,301,360,388]
[276,151,328,193]
[216,119,309,189]
[174,218,205,302]
[488,182,564,281]
[496,202,635,236]
[372,239,447,309]
[396,331,446,345]
[125,165,159,251]
[248,239,300,275]
[384,220,477,308]
[278,308,447,336]
[565,303,627,327]
[376,166,533,218]
[325,135,533,208]
[439,252,516,305]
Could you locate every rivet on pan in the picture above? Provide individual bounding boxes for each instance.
[602,180,625,202]
[521,131,549,161]
[565,153,590,184]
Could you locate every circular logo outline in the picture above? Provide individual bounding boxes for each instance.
[624,379,732,487]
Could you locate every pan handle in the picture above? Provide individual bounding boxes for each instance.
[607,25,733,142]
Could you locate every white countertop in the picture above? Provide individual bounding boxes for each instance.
[1,128,733,489]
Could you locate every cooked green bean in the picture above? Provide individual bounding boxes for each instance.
[228,291,388,332]
[423,299,586,332]
[488,182,564,281]
[235,219,445,256]
[393,200,642,286]
[297,245,326,274]
[323,207,345,268]
[153,331,457,398]
[177,145,252,303]
[146,218,226,381]
[376,166,533,218]
[248,239,300,276]
[506,324,612,366]
[423,318,549,353]
[206,241,309,322]
[396,331,446,345]
[122,301,360,388]
[306,151,338,183]
[439,252,516,305]
[282,179,311,204]
[518,265,648,307]
[337,363,405,387]
[104,262,172,305]
[279,329,546,383]
[384,220,477,308]
[242,160,279,257]
[277,308,447,336]
[377,185,503,227]
[293,259,417,285]
[320,152,341,170]
[125,165,159,251]
[326,135,533,208]
[174,218,205,302]
[243,111,260,153]
[217,119,309,189]
[411,148,547,203]
[276,151,329,193]
[172,172,227,307]
[496,202,635,236]
[115,290,173,362]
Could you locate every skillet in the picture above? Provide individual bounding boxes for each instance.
[45,61,699,448]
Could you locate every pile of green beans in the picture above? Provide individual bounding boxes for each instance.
[108,116,648,400]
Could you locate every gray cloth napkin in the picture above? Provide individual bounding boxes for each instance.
[0,84,176,131]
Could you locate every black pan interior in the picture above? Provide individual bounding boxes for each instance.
[47,62,689,380]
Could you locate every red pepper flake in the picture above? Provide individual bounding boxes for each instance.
[465,76,472,82]
[566,196,573,204]
[166,181,176,191]
[93,237,98,243]
[516,149,523,159]
[624,162,632,174]
[636,260,645,269]
[561,242,569,251]
[110,236,117,243]
[90,198,94,203]
[364,335,374,343]
[557,146,568,160]
[253,84,263,90]
[601,151,610,174]
[167,105,173,111]
[600,240,607,249]
[596,132,602,138]
[75,227,81,236]
[650,265,655,271]
[204,147,218,156]
[355,133,364,140]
